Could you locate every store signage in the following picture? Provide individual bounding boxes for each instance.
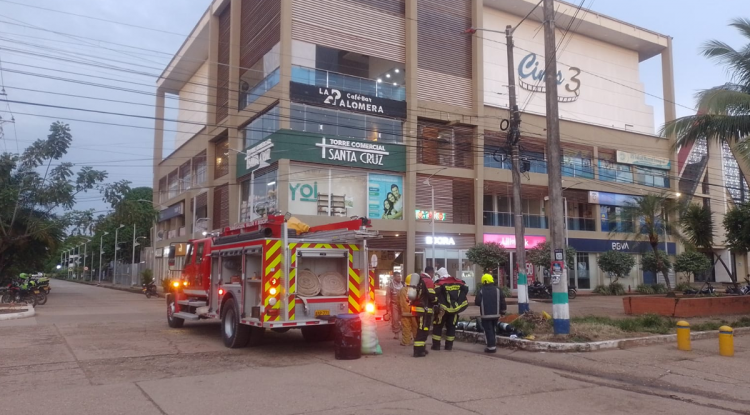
[415,210,446,221]
[158,202,184,222]
[517,53,581,103]
[425,236,455,246]
[317,137,388,166]
[568,238,676,255]
[483,234,545,250]
[588,191,639,207]
[289,82,407,119]
[616,151,671,170]
[237,130,406,177]
[244,139,273,171]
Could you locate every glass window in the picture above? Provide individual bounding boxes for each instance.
[338,111,366,140]
[563,156,594,179]
[634,166,669,188]
[616,164,633,183]
[214,139,229,179]
[195,242,204,265]
[290,103,305,132]
[193,153,207,186]
[243,106,280,149]
[598,159,617,182]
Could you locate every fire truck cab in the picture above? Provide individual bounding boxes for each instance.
[165,214,380,348]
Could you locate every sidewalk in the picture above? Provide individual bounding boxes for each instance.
[54,277,165,295]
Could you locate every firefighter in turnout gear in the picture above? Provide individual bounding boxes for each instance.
[405,270,438,357]
[431,267,469,351]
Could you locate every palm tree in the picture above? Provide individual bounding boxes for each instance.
[609,193,680,292]
[680,204,737,286]
[662,18,750,157]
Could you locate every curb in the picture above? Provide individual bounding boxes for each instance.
[455,327,750,352]
[0,305,35,321]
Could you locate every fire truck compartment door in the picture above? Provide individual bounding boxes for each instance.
[296,249,349,258]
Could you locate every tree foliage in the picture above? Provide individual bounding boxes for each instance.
[466,242,509,273]
[674,251,712,282]
[612,193,681,290]
[724,203,750,253]
[526,241,576,270]
[662,18,750,161]
[597,250,636,284]
[641,250,672,274]
[0,122,108,276]
[680,204,714,250]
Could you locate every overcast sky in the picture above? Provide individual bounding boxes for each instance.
[0,0,744,215]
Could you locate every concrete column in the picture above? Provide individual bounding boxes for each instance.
[278,0,293,130]
[152,90,166,201]
[472,0,485,247]
[277,159,291,213]
[226,0,242,225]
[661,37,678,196]
[404,0,419,275]
[207,13,220,126]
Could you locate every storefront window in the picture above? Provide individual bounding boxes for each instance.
[289,103,402,143]
[287,164,403,219]
[599,160,633,183]
[574,252,593,289]
[562,155,594,179]
[240,168,278,222]
[634,166,669,188]
[242,106,280,149]
[485,147,547,174]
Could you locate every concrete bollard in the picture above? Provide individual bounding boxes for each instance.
[719,326,734,357]
[676,320,691,351]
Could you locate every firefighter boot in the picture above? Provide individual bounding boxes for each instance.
[431,336,441,351]
[444,340,453,351]
[413,346,429,357]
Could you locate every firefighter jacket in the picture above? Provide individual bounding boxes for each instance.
[435,277,469,314]
[410,273,437,314]
[474,284,507,319]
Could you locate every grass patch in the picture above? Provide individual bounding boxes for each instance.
[572,314,673,334]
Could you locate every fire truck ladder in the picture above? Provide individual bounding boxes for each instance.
[295,229,381,243]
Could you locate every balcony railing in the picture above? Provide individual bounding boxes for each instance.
[240,68,281,110]
[483,212,548,229]
[567,217,596,231]
[292,66,406,101]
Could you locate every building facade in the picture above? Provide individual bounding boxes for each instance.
[153,0,692,291]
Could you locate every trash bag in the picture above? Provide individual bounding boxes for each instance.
[360,312,382,355]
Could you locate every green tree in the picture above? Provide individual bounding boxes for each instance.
[662,18,750,161]
[0,122,108,276]
[724,202,750,253]
[597,250,636,284]
[641,250,672,275]
[611,193,680,291]
[466,242,509,273]
[680,203,736,284]
[526,241,576,271]
[674,251,712,283]
[95,186,157,264]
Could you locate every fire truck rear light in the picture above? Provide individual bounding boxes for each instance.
[365,302,376,314]
[172,281,180,288]
[269,287,277,295]
[269,298,277,306]
[218,288,224,296]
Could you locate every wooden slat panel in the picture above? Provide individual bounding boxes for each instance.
[240,0,281,69]
[213,184,230,230]
[216,6,231,122]
[417,0,471,78]
[292,0,406,63]
[350,0,404,15]
[417,120,475,169]
[417,69,472,109]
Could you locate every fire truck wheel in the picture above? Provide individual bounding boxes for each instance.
[167,296,184,328]
[301,325,335,342]
[221,298,251,348]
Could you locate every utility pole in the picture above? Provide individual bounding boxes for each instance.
[543,0,569,334]
[505,25,529,314]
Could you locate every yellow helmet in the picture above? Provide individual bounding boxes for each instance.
[481,273,494,284]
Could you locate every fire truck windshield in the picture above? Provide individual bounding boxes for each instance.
[183,242,194,266]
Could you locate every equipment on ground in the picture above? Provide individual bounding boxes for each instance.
[164,214,380,349]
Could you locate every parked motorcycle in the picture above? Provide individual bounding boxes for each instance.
[28,279,47,305]
[684,281,715,295]
[725,278,750,295]
[142,280,159,298]
[528,281,551,299]
[1,279,39,307]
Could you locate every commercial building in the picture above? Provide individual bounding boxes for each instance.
[153,0,699,291]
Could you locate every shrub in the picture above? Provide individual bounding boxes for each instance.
[636,284,654,294]
[593,283,626,296]
[161,277,172,291]
[674,282,694,292]
[140,269,153,286]
[651,283,668,294]
[502,286,512,298]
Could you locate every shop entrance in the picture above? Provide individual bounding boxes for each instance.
[422,248,476,293]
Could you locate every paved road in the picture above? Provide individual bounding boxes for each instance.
[0,279,747,415]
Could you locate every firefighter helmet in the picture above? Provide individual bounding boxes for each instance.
[481,274,494,284]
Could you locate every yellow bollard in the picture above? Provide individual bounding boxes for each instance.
[676,321,691,351]
[719,326,734,357]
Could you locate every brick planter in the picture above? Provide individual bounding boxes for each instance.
[623,295,750,318]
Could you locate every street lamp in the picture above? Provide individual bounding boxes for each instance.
[81,239,90,281]
[132,231,146,286]
[99,231,109,284]
[424,168,447,271]
[114,224,125,284]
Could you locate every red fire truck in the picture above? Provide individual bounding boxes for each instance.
[165,214,379,348]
